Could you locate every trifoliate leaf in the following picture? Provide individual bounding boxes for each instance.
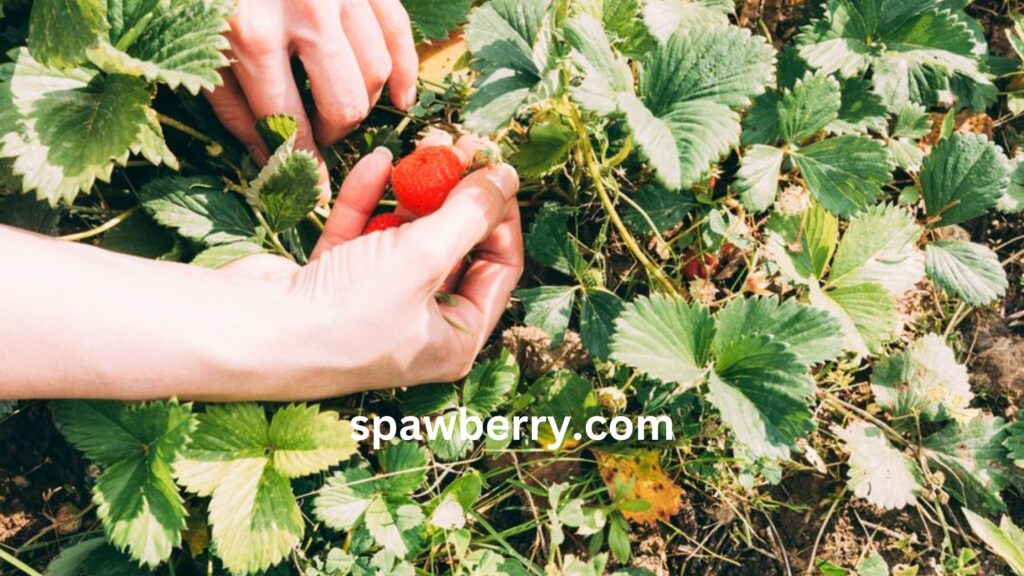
[53,400,195,567]
[47,538,149,576]
[924,415,1010,514]
[87,0,232,94]
[872,334,974,424]
[511,119,575,178]
[463,0,555,134]
[28,0,107,68]
[765,201,839,283]
[191,241,264,269]
[611,294,714,387]
[736,144,784,212]
[791,135,893,217]
[525,204,583,278]
[579,288,624,360]
[402,0,471,42]
[827,204,924,295]
[963,509,1024,576]
[713,296,844,366]
[641,0,732,42]
[174,404,358,574]
[920,133,1008,227]
[380,442,428,497]
[515,285,577,348]
[315,463,377,532]
[140,176,256,246]
[827,77,889,135]
[778,73,842,144]
[925,240,1007,306]
[462,348,519,416]
[246,136,320,233]
[0,49,150,205]
[809,281,897,357]
[708,334,815,460]
[834,421,922,510]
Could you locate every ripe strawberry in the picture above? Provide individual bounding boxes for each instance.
[363,213,406,234]
[681,251,720,280]
[391,146,464,217]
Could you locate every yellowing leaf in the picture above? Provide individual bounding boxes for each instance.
[595,450,684,525]
[418,33,470,88]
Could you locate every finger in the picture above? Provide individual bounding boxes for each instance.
[369,0,419,110]
[341,0,393,104]
[416,128,454,149]
[438,201,524,349]
[204,68,268,163]
[221,253,301,282]
[398,163,519,284]
[294,18,372,146]
[413,130,476,167]
[229,33,331,199]
[310,147,395,260]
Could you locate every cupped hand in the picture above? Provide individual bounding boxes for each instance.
[223,144,523,398]
[205,0,419,199]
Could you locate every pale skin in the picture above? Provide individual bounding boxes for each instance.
[0,1,524,401]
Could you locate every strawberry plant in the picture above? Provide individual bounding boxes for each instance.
[2,0,1024,575]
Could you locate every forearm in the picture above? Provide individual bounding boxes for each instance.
[0,225,313,401]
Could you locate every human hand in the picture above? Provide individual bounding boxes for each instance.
[205,0,419,199]
[224,143,522,398]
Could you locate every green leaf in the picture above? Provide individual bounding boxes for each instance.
[920,133,1008,226]
[611,294,714,387]
[463,349,519,416]
[641,0,732,42]
[98,211,175,259]
[564,13,633,116]
[402,0,471,42]
[0,49,151,205]
[791,135,893,217]
[778,73,841,144]
[525,204,583,278]
[809,281,897,357]
[924,415,1010,514]
[365,498,423,558]
[400,383,459,416]
[621,184,698,234]
[28,0,107,68]
[765,201,839,283]
[857,552,889,576]
[515,285,576,347]
[740,92,781,146]
[53,400,195,567]
[530,371,601,443]
[925,240,1007,306]
[380,442,428,497]
[736,144,784,212]
[707,334,815,460]
[0,191,61,235]
[246,136,320,233]
[834,421,921,510]
[1005,415,1024,468]
[872,334,973,424]
[255,114,298,152]
[600,0,654,59]
[579,288,624,360]
[192,241,264,269]
[963,509,1024,576]
[827,204,924,295]
[87,0,232,94]
[47,538,150,576]
[827,77,888,135]
[1001,158,1024,213]
[463,0,553,134]
[140,176,256,246]
[315,462,377,532]
[511,120,575,178]
[132,107,178,170]
[175,404,358,574]
[714,296,844,366]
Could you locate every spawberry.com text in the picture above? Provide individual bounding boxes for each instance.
[351,407,675,450]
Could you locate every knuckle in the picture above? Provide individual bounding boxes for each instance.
[322,96,369,128]
[365,59,392,89]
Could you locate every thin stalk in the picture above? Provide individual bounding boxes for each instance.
[568,105,681,298]
[156,113,212,145]
[0,546,42,576]
[253,212,293,260]
[59,206,140,242]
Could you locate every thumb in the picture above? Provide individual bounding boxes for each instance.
[397,163,519,282]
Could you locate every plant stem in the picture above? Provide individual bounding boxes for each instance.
[156,113,212,145]
[819,390,909,448]
[0,546,42,576]
[59,206,140,242]
[567,105,681,298]
[254,212,293,260]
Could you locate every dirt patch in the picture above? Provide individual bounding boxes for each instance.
[500,326,589,380]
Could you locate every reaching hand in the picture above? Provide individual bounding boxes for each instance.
[205,0,419,199]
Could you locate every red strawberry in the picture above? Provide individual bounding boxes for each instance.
[681,251,720,280]
[391,146,465,217]
[363,213,406,234]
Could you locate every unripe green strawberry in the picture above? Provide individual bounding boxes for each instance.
[362,213,406,234]
[391,146,465,217]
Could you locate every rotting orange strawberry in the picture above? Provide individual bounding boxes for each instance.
[681,251,720,280]
[391,146,465,217]
[363,213,406,235]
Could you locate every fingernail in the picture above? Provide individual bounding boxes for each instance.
[373,146,393,161]
[404,86,418,110]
